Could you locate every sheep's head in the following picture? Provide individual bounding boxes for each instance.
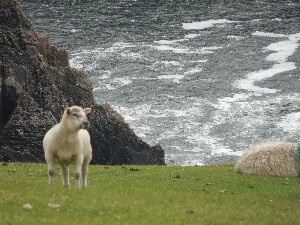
[65,106,92,130]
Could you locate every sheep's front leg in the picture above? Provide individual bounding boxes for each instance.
[60,165,70,187]
[74,155,83,189]
[47,163,55,186]
[81,160,89,188]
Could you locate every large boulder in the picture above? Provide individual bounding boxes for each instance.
[0,0,165,165]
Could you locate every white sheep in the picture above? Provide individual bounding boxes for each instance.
[43,106,92,188]
[234,141,300,177]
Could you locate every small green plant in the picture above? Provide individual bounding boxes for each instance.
[0,24,9,30]
[0,163,299,225]
[2,44,10,49]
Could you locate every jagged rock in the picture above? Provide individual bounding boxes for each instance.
[0,0,165,165]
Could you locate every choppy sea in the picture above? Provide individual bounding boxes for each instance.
[23,0,300,165]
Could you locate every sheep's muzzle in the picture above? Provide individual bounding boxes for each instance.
[80,120,90,129]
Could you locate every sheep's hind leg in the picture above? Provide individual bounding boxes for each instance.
[61,165,70,187]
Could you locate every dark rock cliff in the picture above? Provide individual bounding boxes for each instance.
[0,0,165,165]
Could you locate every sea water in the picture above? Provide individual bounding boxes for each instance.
[23,0,300,165]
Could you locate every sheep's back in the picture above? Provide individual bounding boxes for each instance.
[234,141,299,177]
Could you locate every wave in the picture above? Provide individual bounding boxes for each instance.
[235,32,300,94]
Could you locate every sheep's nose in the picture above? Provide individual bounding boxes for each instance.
[81,121,90,129]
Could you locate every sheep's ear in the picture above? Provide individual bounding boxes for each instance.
[66,107,71,115]
[84,108,92,114]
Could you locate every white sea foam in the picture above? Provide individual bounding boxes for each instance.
[98,74,110,79]
[211,147,243,156]
[109,42,136,49]
[201,46,223,54]
[186,123,242,159]
[184,34,202,39]
[214,93,249,111]
[167,153,205,166]
[93,75,133,91]
[252,31,286,38]
[130,126,154,138]
[235,32,300,94]
[227,35,244,41]
[115,100,205,134]
[184,68,202,75]
[154,34,203,45]
[164,109,189,117]
[154,39,187,45]
[115,95,244,165]
[277,112,300,134]
[116,104,152,122]
[95,84,114,91]
[157,74,185,83]
[187,125,213,146]
[70,42,139,70]
[115,77,132,86]
[69,58,74,67]
[181,159,205,166]
[70,29,78,33]
[190,59,208,63]
[152,45,198,54]
[182,19,239,30]
[236,62,296,94]
[162,61,181,66]
[265,40,298,63]
[153,45,221,55]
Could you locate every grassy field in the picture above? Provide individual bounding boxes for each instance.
[0,163,299,225]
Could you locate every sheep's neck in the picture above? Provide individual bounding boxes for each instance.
[58,114,80,135]
[55,126,80,147]
[57,127,79,136]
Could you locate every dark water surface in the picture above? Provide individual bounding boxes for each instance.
[22,0,300,165]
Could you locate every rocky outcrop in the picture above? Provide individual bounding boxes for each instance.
[0,0,165,165]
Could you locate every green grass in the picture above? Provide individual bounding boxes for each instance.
[0,163,299,225]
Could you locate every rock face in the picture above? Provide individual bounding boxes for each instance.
[0,0,165,165]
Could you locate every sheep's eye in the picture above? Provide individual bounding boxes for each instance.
[72,113,79,118]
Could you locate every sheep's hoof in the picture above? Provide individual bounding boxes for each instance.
[75,182,81,189]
